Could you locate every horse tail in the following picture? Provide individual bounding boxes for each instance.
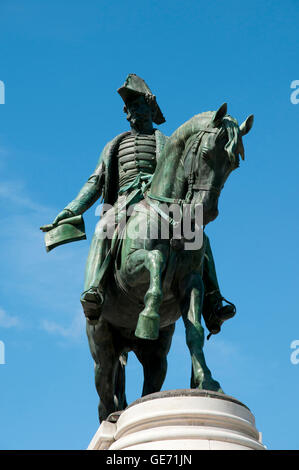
[114,352,128,411]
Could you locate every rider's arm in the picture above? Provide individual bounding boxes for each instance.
[65,161,105,215]
[53,160,105,224]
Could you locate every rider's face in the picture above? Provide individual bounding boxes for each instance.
[125,95,153,132]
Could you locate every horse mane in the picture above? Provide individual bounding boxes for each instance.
[222,115,245,164]
[171,111,244,167]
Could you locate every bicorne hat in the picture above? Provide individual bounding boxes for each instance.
[117,73,166,125]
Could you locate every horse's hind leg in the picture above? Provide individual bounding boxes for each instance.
[134,324,175,396]
[86,317,126,422]
[180,273,223,392]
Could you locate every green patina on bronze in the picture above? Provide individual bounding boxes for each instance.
[40,215,86,252]
[41,74,253,421]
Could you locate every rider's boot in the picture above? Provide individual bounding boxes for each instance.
[202,290,236,339]
[81,286,105,325]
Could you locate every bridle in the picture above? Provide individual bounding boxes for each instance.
[183,126,223,204]
[145,126,224,226]
[147,126,225,208]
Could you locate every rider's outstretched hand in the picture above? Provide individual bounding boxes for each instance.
[53,209,75,226]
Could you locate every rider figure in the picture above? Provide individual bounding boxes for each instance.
[52,74,235,335]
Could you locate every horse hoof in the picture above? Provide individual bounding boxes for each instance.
[202,380,223,393]
[135,312,160,340]
[86,316,99,326]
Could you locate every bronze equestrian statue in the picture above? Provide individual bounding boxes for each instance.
[41,75,253,421]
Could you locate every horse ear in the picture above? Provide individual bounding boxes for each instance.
[213,103,227,124]
[240,114,254,136]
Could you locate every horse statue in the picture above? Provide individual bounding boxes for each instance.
[86,103,253,422]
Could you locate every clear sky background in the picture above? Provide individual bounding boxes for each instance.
[0,0,298,450]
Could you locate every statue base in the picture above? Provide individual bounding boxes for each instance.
[87,389,266,450]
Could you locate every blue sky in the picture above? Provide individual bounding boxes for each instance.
[0,0,298,450]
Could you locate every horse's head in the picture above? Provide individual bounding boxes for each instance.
[184,103,254,225]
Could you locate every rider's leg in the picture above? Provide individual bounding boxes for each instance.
[202,234,236,335]
[81,203,119,323]
[81,234,110,322]
[179,272,223,392]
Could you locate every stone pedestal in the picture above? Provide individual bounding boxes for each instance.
[87,389,266,450]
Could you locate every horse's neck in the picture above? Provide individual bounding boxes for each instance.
[151,115,210,199]
[151,141,186,199]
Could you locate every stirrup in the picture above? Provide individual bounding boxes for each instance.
[216,297,236,320]
[206,297,236,340]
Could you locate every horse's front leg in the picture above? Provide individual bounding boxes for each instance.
[179,273,223,392]
[126,246,168,340]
